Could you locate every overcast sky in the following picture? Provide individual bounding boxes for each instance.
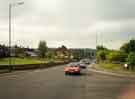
[0,0,135,49]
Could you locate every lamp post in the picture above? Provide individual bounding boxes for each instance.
[9,2,24,72]
[96,32,98,49]
[96,32,98,63]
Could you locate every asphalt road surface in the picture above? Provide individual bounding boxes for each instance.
[0,65,134,99]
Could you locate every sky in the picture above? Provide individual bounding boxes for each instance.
[0,0,135,49]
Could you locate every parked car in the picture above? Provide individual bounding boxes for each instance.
[64,63,81,75]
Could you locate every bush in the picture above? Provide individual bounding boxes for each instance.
[107,51,127,63]
[126,52,135,66]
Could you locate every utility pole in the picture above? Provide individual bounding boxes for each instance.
[9,4,12,72]
[8,2,24,72]
[96,32,98,48]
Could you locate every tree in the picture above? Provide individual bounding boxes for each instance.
[96,50,107,62]
[120,39,135,53]
[38,41,47,58]
[120,43,129,53]
[96,45,107,51]
[126,52,135,70]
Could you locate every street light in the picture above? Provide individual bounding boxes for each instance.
[9,1,24,72]
[96,32,98,49]
[96,32,98,63]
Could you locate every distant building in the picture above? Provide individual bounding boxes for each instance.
[55,45,71,59]
[70,48,96,60]
[24,51,38,57]
[0,45,9,57]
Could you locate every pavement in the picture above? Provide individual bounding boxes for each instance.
[0,64,134,99]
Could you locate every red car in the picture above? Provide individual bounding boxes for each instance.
[64,63,81,75]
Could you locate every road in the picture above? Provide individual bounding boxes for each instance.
[0,65,134,99]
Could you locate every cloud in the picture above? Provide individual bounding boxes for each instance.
[0,0,135,49]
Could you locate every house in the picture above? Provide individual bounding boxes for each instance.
[24,51,38,57]
[55,45,71,59]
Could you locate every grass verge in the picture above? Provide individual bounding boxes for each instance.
[0,57,51,65]
[96,62,135,74]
